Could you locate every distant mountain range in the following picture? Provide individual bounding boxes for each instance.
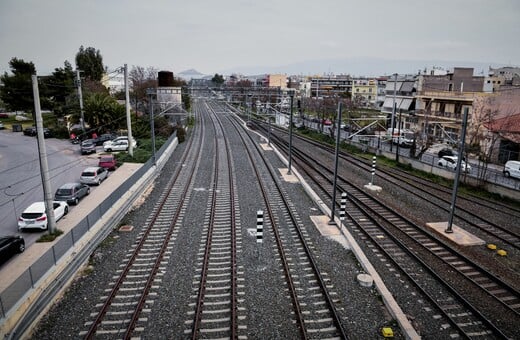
[178,57,517,79]
[177,68,211,80]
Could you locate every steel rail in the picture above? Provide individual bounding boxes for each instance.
[84,103,204,339]
[222,101,349,339]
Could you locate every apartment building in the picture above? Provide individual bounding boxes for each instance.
[375,77,387,110]
[474,88,520,162]
[351,78,377,108]
[310,75,352,98]
[381,74,417,130]
[414,68,485,144]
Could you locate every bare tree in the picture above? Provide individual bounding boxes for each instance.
[467,94,517,185]
[129,66,158,113]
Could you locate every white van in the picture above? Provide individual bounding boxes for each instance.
[503,160,520,179]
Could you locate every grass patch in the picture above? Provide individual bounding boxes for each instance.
[98,235,117,249]
[115,137,167,163]
[36,229,64,242]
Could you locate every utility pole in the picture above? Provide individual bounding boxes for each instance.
[287,91,294,175]
[446,107,469,233]
[76,70,85,132]
[329,102,343,225]
[32,75,56,233]
[147,88,157,165]
[124,64,134,156]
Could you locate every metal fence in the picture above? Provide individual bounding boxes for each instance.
[0,132,176,319]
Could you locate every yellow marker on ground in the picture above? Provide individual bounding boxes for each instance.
[497,249,507,256]
[487,244,497,250]
[382,327,394,337]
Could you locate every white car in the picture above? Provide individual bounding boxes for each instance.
[103,139,129,152]
[438,156,471,172]
[18,201,69,231]
[103,136,136,148]
[503,160,520,179]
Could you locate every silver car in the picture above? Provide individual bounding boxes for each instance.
[80,166,108,186]
[55,182,90,205]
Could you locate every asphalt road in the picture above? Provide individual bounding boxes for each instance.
[0,129,101,248]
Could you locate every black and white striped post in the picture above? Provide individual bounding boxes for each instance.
[339,192,347,221]
[256,210,263,243]
[370,156,376,186]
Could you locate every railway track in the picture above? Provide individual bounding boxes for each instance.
[80,102,205,339]
[214,100,350,339]
[254,121,520,251]
[249,118,519,338]
[183,101,244,338]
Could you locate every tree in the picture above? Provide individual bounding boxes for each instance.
[0,58,36,112]
[44,61,76,115]
[75,46,104,81]
[212,73,225,86]
[129,66,157,114]
[83,93,126,132]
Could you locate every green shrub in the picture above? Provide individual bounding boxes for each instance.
[37,229,64,242]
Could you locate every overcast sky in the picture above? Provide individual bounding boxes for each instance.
[1,0,519,76]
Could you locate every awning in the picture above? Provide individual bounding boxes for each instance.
[400,98,413,110]
[383,97,403,110]
[400,81,414,93]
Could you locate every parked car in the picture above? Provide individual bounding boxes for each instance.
[503,160,520,179]
[98,154,117,171]
[103,136,136,148]
[322,119,332,126]
[80,139,97,155]
[80,166,108,185]
[18,201,69,231]
[103,139,129,152]
[94,133,117,146]
[23,126,36,136]
[0,235,25,263]
[22,126,52,137]
[54,182,90,205]
[0,122,4,130]
[438,148,455,158]
[438,156,471,172]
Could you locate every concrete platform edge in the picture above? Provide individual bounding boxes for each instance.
[265,137,421,340]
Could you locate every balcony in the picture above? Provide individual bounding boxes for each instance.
[417,90,481,102]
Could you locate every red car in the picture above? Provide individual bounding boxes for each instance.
[98,154,117,171]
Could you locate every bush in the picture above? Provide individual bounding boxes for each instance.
[37,229,64,242]
[176,126,186,143]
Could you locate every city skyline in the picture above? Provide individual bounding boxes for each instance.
[1,0,519,76]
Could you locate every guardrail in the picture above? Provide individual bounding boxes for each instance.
[0,132,177,320]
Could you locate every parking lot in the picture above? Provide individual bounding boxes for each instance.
[0,129,109,253]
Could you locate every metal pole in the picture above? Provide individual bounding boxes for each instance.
[390,73,397,152]
[124,64,133,157]
[268,113,271,146]
[149,91,156,165]
[329,102,343,224]
[288,92,294,175]
[446,107,469,233]
[76,69,85,132]
[396,111,401,163]
[32,75,56,233]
